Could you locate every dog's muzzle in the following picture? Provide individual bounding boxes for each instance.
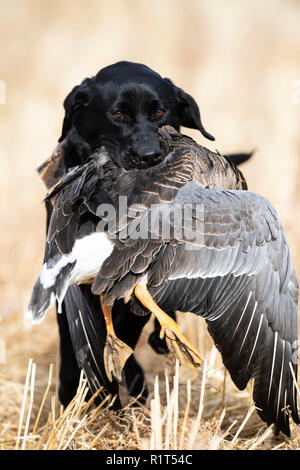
[129,134,168,169]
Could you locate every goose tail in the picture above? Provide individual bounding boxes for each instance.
[26,261,75,324]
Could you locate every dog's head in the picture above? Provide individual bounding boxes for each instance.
[59,61,215,170]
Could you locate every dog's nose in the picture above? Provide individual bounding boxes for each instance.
[137,144,162,164]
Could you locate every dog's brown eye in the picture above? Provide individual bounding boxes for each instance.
[113,111,123,119]
[156,109,164,118]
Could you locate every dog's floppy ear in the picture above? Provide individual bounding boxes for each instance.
[59,79,91,142]
[165,78,215,141]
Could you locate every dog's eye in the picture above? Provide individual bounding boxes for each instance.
[155,109,164,118]
[113,110,123,119]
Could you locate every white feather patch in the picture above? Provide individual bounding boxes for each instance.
[71,232,114,284]
[40,232,114,288]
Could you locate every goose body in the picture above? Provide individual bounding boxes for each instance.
[27,127,299,435]
[28,126,246,322]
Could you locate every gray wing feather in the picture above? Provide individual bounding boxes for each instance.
[92,182,299,435]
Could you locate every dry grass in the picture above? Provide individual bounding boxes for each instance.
[1,353,300,450]
[1,317,300,450]
[1,0,300,451]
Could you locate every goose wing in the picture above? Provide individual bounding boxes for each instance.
[93,183,299,435]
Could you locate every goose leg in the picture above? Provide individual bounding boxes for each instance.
[100,294,133,383]
[134,285,202,369]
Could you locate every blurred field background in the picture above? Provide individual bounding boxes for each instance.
[1,0,300,450]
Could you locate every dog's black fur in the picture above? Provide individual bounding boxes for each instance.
[54,61,251,407]
[59,61,216,169]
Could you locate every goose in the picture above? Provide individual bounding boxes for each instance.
[37,130,252,409]
[27,126,298,435]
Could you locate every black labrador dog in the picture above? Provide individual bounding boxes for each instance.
[59,61,215,168]
[50,61,251,408]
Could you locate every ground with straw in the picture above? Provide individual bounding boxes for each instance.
[1,313,300,450]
